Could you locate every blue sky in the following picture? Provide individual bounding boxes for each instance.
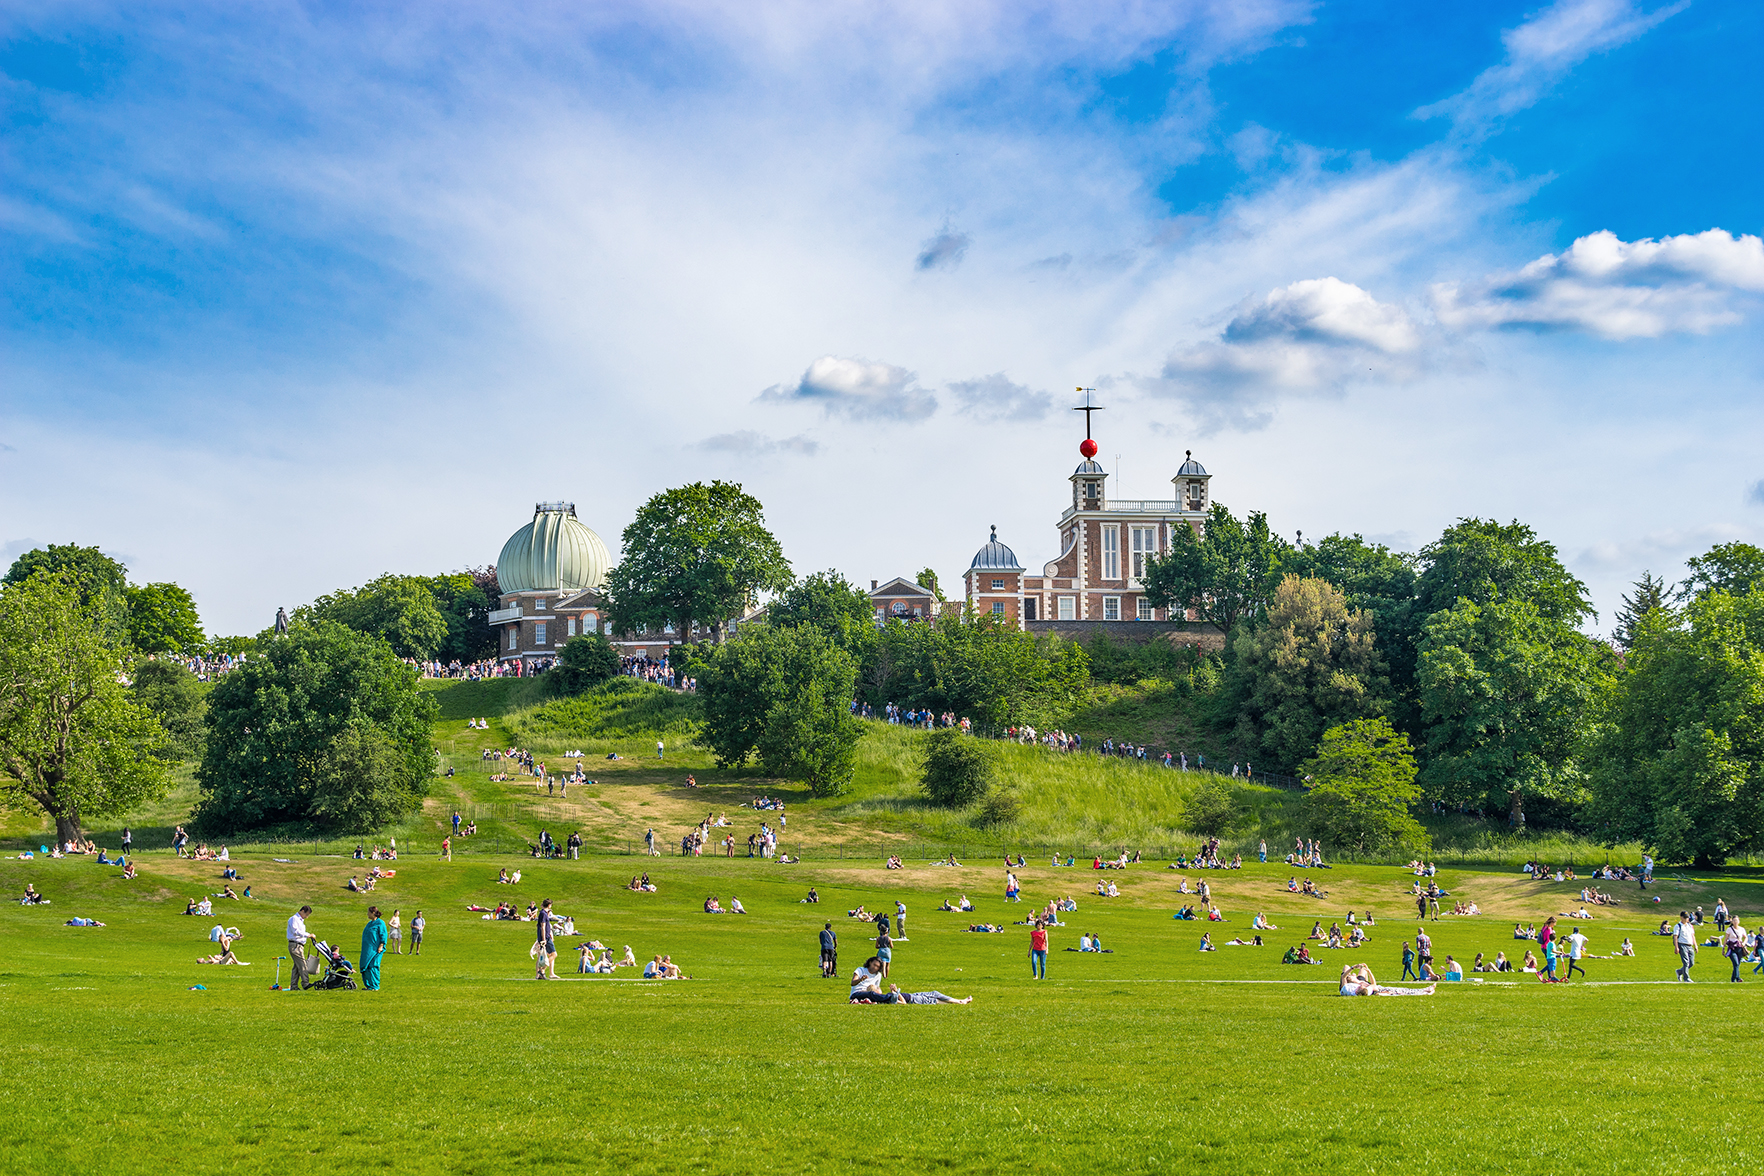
[2,0,1760,636]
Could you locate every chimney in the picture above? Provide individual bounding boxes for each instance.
[871,580,878,590]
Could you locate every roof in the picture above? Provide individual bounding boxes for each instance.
[496,503,611,595]
[1072,459,1106,477]
[870,576,936,599]
[968,526,1025,571]
[1176,450,1208,477]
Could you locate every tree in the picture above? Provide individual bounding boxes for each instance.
[1612,571,1675,650]
[309,724,424,834]
[1413,519,1592,626]
[921,728,995,807]
[694,624,862,796]
[301,575,450,661]
[1300,718,1429,857]
[1416,598,1605,819]
[1184,778,1237,837]
[768,570,876,652]
[1225,575,1389,771]
[194,620,436,833]
[422,569,499,663]
[1680,542,1764,602]
[3,543,130,641]
[1143,503,1287,633]
[1281,534,1417,713]
[131,659,208,761]
[861,613,1089,731]
[604,481,792,645]
[916,568,945,603]
[553,633,619,694]
[1591,590,1764,866]
[126,582,205,654]
[0,572,172,844]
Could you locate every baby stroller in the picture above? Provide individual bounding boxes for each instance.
[311,940,357,990]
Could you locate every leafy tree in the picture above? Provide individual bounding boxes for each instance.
[1416,598,1605,820]
[1413,519,1592,626]
[1613,571,1675,650]
[916,568,945,603]
[862,613,1089,730]
[421,569,499,662]
[605,481,792,645]
[126,582,205,654]
[694,624,862,796]
[206,635,259,658]
[1225,575,1389,771]
[309,724,424,833]
[1679,542,1764,602]
[1183,778,1237,837]
[3,543,127,602]
[1591,590,1764,866]
[921,728,995,807]
[1143,503,1287,633]
[194,620,436,833]
[1281,534,1418,713]
[131,659,208,760]
[1300,718,1429,857]
[768,570,876,652]
[301,574,450,661]
[553,633,619,694]
[0,572,172,844]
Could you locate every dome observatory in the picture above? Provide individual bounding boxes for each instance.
[968,525,1025,572]
[496,502,610,594]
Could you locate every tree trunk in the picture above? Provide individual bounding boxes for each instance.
[54,812,83,847]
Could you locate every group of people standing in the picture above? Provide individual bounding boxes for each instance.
[284,903,422,991]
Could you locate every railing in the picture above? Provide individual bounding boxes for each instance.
[487,607,523,625]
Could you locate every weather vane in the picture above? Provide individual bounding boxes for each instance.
[1072,387,1103,458]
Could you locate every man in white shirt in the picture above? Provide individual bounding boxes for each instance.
[286,905,314,990]
[1673,911,1698,982]
[1565,929,1589,980]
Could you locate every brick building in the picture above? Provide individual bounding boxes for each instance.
[489,502,611,666]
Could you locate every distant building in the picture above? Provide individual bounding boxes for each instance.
[489,502,611,666]
[867,576,940,623]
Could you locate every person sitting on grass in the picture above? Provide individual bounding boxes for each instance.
[122,862,138,880]
[22,884,48,906]
[1173,905,1196,921]
[704,896,725,913]
[195,897,213,917]
[578,944,596,974]
[1619,938,1635,957]
[1442,955,1463,980]
[849,958,899,1003]
[1251,912,1277,931]
[1198,932,1216,951]
[1494,951,1513,972]
[1308,921,1324,940]
[498,868,511,885]
[1471,952,1491,973]
[1287,877,1300,892]
[1521,949,1539,972]
[1339,962,1435,996]
[730,897,748,914]
[885,857,903,870]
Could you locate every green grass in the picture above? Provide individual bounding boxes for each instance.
[5,841,1764,1174]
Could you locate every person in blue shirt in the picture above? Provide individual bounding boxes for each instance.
[359,906,387,990]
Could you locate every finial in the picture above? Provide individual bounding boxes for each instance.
[1186,449,1192,460]
[990,524,997,541]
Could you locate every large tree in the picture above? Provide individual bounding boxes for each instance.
[194,620,436,833]
[767,570,876,652]
[1225,575,1389,771]
[1591,589,1764,866]
[1613,571,1675,650]
[0,572,172,844]
[300,574,450,661]
[1301,718,1429,857]
[1413,518,1592,626]
[861,612,1090,731]
[1679,542,1764,602]
[126,582,205,654]
[3,543,131,642]
[131,659,208,761]
[1143,503,1287,634]
[1281,533,1417,714]
[422,568,499,663]
[605,481,793,645]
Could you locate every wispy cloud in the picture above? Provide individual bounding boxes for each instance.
[1747,481,1764,508]
[1432,229,1764,338]
[915,227,971,272]
[1416,0,1687,134]
[949,373,1052,421]
[696,430,819,456]
[758,356,938,421]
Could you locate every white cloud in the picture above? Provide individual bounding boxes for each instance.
[916,228,971,271]
[1151,277,1422,430]
[1416,0,1687,133]
[1432,229,1764,339]
[1747,481,1764,508]
[697,430,819,456]
[758,356,938,421]
[949,373,1052,421]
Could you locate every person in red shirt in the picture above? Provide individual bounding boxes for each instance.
[1029,919,1049,979]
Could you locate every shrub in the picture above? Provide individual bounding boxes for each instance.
[976,789,1021,827]
[1184,779,1237,837]
[922,729,994,807]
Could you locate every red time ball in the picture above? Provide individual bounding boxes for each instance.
[1079,438,1098,459]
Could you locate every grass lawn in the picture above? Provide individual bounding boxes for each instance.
[4,835,1764,1174]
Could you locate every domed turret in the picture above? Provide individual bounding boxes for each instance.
[496,502,610,594]
[968,525,1024,572]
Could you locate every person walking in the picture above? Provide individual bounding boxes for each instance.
[535,898,558,980]
[452,810,461,835]
[1566,927,1588,980]
[1029,919,1048,980]
[286,904,315,991]
[645,828,655,855]
[388,909,403,955]
[1258,839,1267,864]
[875,927,893,978]
[1673,910,1698,982]
[359,906,387,991]
[441,835,452,862]
[819,922,837,978]
[410,911,425,956]
[656,739,664,759]
[895,900,906,939]
[1415,928,1433,977]
[1401,939,1418,981]
[1724,917,1747,982]
[120,827,132,857]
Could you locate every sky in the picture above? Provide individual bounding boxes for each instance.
[2,0,1761,639]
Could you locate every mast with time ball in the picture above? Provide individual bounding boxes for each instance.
[1073,387,1102,459]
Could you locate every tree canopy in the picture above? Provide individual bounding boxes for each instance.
[1301,718,1429,856]
[1414,518,1592,625]
[0,572,172,844]
[1143,503,1286,633]
[920,728,995,807]
[300,574,450,661]
[131,659,208,761]
[1680,542,1764,602]
[605,481,792,645]
[126,582,206,654]
[861,613,1090,731]
[553,633,620,694]
[767,570,875,652]
[194,620,436,833]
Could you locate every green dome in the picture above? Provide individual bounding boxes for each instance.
[496,502,610,595]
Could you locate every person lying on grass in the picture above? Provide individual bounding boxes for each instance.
[967,924,1005,933]
[1224,935,1264,946]
[1339,963,1434,996]
[848,905,873,921]
[64,917,104,927]
[886,985,972,1004]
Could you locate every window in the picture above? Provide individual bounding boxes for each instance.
[1131,527,1157,579]
[568,617,577,637]
[1103,596,1120,621]
[1084,481,1098,499]
[1102,526,1120,580]
[1058,596,1076,620]
[1024,598,1038,622]
[991,578,1004,590]
[991,602,1005,616]
[1137,598,1154,620]
[535,622,548,646]
[1186,480,1205,510]
[536,599,546,612]
[508,628,518,651]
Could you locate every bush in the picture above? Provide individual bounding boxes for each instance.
[552,633,619,694]
[922,729,994,807]
[1184,779,1237,837]
[976,789,1020,827]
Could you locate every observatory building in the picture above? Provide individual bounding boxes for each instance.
[488,502,611,664]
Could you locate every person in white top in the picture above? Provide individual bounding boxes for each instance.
[286,905,314,990]
[1565,929,1589,980]
[1673,911,1698,982]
